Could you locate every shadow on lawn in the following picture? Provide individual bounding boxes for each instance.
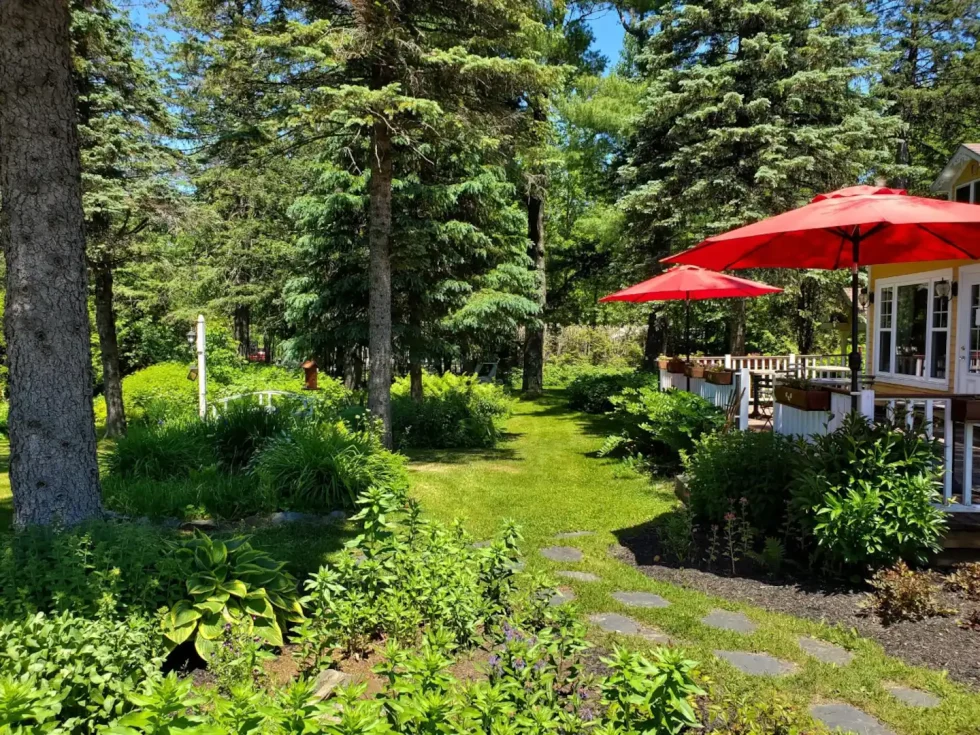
[405,437,523,465]
[525,390,624,438]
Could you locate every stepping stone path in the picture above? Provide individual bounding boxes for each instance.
[701,610,758,634]
[798,637,854,666]
[810,704,896,735]
[541,546,584,563]
[554,531,594,539]
[557,571,600,582]
[472,540,492,549]
[885,684,940,709]
[588,613,670,643]
[713,650,798,677]
[612,591,670,608]
[549,588,576,606]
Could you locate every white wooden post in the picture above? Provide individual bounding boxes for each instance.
[944,402,954,503]
[964,422,974,507]
[858,389,875,421]
[788,353,797,377]
[197,314,207,419]
[924,400,934,439]
[738,367,750,430]
[724,354,732,369]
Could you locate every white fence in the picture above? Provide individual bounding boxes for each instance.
[696,353,848,376]
[661,367,750,431]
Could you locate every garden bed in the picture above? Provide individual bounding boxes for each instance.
[611,537,980,689]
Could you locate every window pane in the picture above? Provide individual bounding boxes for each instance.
[894,283,928,377]
[956,184,972,203]
[974,182,980,205]
[971,284,980,374]
[879,287,893,328]
[931,330,947,379]
[879,331,892,373]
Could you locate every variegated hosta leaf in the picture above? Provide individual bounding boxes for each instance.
[242,591,275,619]
[198,610,227,640]
[252,617,284,647]
[194,631,221,661]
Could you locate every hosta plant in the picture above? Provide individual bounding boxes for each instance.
[161,532,304,659]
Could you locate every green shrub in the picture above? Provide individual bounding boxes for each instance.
[106,420,215,480]
[684,430,798,534]
[252,421,408,510]
[566,368,657,414]
[603,388,724,470]
[0,522,181,619]
[208,403,294,473]
[391,372,510,449]
[102,470,276,522]
[160,532,304,659]
[861,561,954,624]
[0,611,165,732]
[791,413,947,568]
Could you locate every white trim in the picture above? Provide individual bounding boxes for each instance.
[872,268,953,390]
[930,144,980,193]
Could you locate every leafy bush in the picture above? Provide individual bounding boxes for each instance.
[391,372,510,449]
[252,420,408,510]
[791,413,947,568]
[566,368,657,414]
[296,487,525,659]
[207,402,294,472]
[0,522,181,619]
[684,430,798,534]
[0,611,165,731]
[106,420,215,481]
[947,562,980,600]
[161,532,304,659]
[861,561,954,625]
[603,387,724,470]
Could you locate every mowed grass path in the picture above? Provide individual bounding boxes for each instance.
[409,393,980,735]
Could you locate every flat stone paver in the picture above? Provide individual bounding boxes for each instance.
[472,540,491,548]
[555,531,594,539]
[701,610,758,634]
[810,704,896,735]
[613,591,670,608]
[885,684,941,708]
[798,637,854,666]
[557,571,600,582]
[588,613,670,643]
[549,588,576,606]
[713,650,798,677]
[541,546,584,563]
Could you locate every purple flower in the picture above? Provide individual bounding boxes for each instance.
[581,706,595,722]
[577,688,589,701]
[533,660,546,672]
[488,654,501,669]
[514,658,525,670]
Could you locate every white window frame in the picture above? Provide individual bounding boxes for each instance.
[953,177,980,203]
[873,267,953,389]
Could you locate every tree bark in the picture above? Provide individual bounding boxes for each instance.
[728,299,747,355]
[233,304,250,357]
[522,192,546,395]
[93,262,127,438]
[409,358,423,403]
[367,119,394,446]
[643,309,664,369]
[0,0,103,527]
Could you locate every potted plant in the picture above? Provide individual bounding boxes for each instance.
[666,357,686,374]
[773,377,830,411]
[704,366,734,385]
[684,362,706,379]
[657,356,671,370]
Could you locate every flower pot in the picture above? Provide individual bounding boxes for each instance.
[657,357,671,370]
[705,369,734,386]
[667,359,686,374]
[774,384,830,411]
[685,364,706,379]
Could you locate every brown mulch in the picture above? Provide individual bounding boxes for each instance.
[610,543,980,690]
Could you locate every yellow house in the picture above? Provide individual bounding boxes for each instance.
[866,144,980,396]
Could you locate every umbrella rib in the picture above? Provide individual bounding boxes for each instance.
[915,223,979,259]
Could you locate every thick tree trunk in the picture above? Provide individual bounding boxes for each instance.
[233,305,250,357]
[93,263,127,438]
[367,120,394,446]
[522,193,546,395]
[728,299,747,355]
[0,0,103,527]
[410,359,423,403]
[643,309,664,369]
[263,333,273,363]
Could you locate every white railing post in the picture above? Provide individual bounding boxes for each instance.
[924,400,934,439]
[788,354,796,375]
[724,354,732,369]
[859,389,875,421]
[738,367,750,430]
[944,402,954,503]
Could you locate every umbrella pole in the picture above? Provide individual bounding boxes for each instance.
[850,241,861,412]
[685,296,691,391]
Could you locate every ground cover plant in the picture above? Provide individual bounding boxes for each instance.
[391,371,511,449]
[566,368,657,414]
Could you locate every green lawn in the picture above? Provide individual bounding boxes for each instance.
[408,392,980,735]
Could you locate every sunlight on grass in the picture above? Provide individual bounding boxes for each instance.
[408,392,980,735]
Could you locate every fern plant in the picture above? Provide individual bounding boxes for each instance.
[161,532,304,659]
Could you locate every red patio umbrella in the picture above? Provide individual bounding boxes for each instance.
[662,186,980,405]
[599,265,782,365]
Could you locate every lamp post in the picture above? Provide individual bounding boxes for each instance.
[187,315,206,418]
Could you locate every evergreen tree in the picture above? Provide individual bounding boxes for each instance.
[1,0,103,526]
[73,0,176,437]
[619,0,901,355]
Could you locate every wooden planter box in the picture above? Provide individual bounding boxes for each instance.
[685,364,706,379]
[666,360,687,374]
[657,357,671,370]
[705,369,734,386]
[951,398,980,422]
[774,384,830,412]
